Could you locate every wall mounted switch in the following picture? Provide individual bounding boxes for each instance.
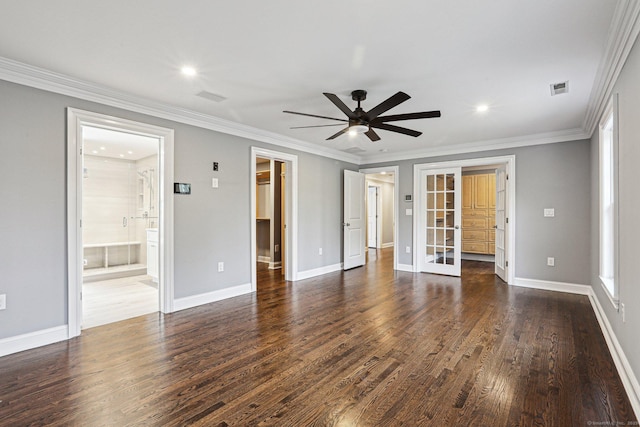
[218,262,224,272]
[319,247,323,255]
[544,208,555,217]
[212,178,219,188]
[0,294,6,310]
[547,257,555,267]
[406,246,411,253]
[406,209,413,216]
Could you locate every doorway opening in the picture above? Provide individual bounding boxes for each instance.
[364,171,396,268]
[81,126,160,328]
[360,166,399,271]
[255,157,286,285]
[413,156,514,284]
[250,147,298,290]
[67,108,174,338]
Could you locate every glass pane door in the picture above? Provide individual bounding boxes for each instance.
[420,167,462,276]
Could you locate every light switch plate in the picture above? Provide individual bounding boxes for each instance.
[212,178,219,188]
[406,209,413,216]
[544,208,555,217]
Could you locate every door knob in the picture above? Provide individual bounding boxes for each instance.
[342,222,350,227]
[454,225,460,229]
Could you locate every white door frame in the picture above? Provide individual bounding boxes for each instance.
[67,108,175,338]
[413,155,515,284]
[367,182,381,249]
[251,147,298,289]
[359,166,399,271]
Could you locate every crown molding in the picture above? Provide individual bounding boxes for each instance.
[360,128,589,164]
[583,0,640,137]
[0,56,360,165]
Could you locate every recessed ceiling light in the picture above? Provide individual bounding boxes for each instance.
[127,150,133,154]
[100,146,106,150]
[181,66,197,77]
[92,150,98,154]
[381,171,387,175]
[119,154,125,158]
[476,104,489,113]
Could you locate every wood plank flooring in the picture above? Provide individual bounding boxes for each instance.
[0,248,636,426]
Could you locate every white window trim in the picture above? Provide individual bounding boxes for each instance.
[598,94,619,309]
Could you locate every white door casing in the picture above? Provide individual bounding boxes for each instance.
[344,170,366,270]
[367,185,379,248]
[494,164,508,281]
[417,167,462,276]
[67,108,175,339]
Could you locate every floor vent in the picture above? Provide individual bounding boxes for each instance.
[550,81,569,96]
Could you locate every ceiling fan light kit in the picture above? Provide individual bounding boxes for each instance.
[283,90,441,142]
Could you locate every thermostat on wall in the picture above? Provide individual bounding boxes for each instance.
[174,183,191,194]
[405,194,412,202]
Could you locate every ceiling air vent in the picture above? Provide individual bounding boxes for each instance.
[196,90,227,103]
[550,81,569,96]
[342,147,366,154]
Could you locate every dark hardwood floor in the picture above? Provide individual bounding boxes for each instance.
[0,248,636,426]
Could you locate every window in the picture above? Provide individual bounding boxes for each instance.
[599,95,618,307]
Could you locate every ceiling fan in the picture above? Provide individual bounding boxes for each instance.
[283,90,441,141]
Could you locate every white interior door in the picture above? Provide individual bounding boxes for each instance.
[344,170,366,270]
[418,167,462,276]
[494,165,508,281]
[367,186,378,248]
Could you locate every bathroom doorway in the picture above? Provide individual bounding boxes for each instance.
[81,126,160,328]
[67,108,175,338]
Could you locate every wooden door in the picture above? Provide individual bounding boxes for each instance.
[343,170,366,270]
[474,174,489,209]
[462,176,473,209]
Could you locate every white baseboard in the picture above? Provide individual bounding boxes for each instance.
[381,242,395,249]
[0,325,68,358]
[268,261,282,270]
[396,263,415,273]
[589,289,640,418]
[512,277,591,295]
[173,283,252,312]
[296,263,343,281]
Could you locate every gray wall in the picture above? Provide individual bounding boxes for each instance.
[591,36,640,385]
[0,79,356,339]
[363,139,592,284]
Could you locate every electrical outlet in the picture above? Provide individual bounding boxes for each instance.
[319,248,323,255]
[406,246,411,254]
[218,262,224,272]
[0,294,6,310]
[621,303,626,323]
[547,257,555,267]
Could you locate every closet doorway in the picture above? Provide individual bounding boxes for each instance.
[250,147,298,290]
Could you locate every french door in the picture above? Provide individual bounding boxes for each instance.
[418,167,462,276]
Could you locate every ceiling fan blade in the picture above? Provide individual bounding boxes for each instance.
[290,123,347,129]
[326,127,350,140]
[365,91,411,120]
[323,93,357,119]
[365,128,381,142]
[283,110,348,122]
[370,122,422,137]
[373,110,441,123]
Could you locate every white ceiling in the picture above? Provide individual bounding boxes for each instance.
[0,1,620,162]
[83,126,159,161]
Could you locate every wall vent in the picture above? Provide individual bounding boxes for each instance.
[550,81,569,96]
[196,90,227,102]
